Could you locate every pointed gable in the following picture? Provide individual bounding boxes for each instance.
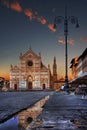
[20,48,41,60]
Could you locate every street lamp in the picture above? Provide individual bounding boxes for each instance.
[54,6,79,90]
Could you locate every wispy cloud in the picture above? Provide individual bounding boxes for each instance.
[58,39,65,44]
[37,16,47,24]
[24,9,47,24]
[2,0,47,25]
[2,0,22,12]
[81,37,87,42]
[48,24,56,32]
[58,37,74,45]
[24,9,35,20]
[10,1,22,12]
[67,39,74,45]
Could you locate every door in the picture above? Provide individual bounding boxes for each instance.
[14,84,17,90]
[28,81,32,90]
[42,84,45,90]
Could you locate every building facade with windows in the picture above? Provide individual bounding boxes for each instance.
[70,57,78,78]
[77,48,87,76]
[10,48,58,90]
[70,48,87,85]
[80,48,87,73]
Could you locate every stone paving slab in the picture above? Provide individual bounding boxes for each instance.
[0,91,52,123]
[35,92,87,130]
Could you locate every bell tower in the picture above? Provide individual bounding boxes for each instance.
[53,56,57,82]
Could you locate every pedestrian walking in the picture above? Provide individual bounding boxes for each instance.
[82,89,86,99]
[61,85,64,91]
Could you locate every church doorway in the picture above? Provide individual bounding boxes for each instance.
[42,84,46,90]
[28,81,32,90]
[27,75,33,90]
[14,84,17,90]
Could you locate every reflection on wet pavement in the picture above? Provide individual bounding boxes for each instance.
[0,95,49,130]
[0,94,87,130]
[0,117,18,130]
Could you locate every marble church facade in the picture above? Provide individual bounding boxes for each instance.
[10,48,57,90]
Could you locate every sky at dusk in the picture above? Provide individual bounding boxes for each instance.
[0,0,87,80]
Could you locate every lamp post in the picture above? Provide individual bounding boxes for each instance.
[54,6,79,90]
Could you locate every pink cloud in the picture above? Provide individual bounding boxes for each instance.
[37,16,47,24]
[24,9,35,20]
[58,39,65,44]
[48,24,56,32]
[24,9,47,24]
[2,0,22,12]
[58,38,74,45]
[2,1,47,25]
[10,1,22,12]
[67,39,74,45]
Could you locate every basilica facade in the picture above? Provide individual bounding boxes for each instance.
[10,48,57,90]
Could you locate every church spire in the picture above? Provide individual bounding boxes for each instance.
[53,56,57,81]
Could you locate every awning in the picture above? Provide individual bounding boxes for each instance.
[69,72,87,84]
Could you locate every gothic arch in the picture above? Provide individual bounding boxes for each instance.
[27,75,33,90]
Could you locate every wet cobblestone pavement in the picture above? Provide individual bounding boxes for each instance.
[0,91,87,130]
[34,108,87,130]
[31,92,87,130]
[0,91,52,123]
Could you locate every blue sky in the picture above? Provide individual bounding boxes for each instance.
[0,0,87,79]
